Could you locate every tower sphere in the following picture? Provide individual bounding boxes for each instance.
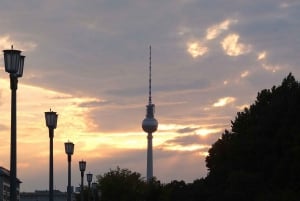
[142,117,158,133]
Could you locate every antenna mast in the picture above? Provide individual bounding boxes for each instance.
[149,45,152,104]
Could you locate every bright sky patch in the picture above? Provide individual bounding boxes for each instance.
[213,97,236,107]
[0,35,12,50]
[0,34,37,51]
[196,128,221,136]
[241,71,249,78]
[206,19,237,40]
[262,63,281,73]
[221,34,251,56]
[187,41,208,58]
[163,144,210,152]
[257,51,267,60]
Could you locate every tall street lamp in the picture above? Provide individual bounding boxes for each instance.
[79,160,86,201]
[3,45,25,201]
[92,182,97,201]
[86,172,93,201]
[65,141,74,201]
[45,109,58,201]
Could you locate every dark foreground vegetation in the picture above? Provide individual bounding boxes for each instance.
[77,73,300,201]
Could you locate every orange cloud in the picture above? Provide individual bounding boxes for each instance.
[240,70,249,78]
[187,41,208,58]
[257,51,267,60]
[221,33,251,56]
[213,97,236,107]
[206,19,237,40]
[262,63,281,73]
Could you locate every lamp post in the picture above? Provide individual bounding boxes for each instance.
[86,172,93,201]
[92,182,97,201]
[79,160,86,201]
[45,110,58,201]
[3,45,25,201]
[65,141,74,201]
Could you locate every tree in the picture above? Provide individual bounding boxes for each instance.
[96,166,144,201]
[205,73,300,201]
[161,180,188,201]
[143,177,163,201]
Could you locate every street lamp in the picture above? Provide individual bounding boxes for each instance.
[92,182,97,201]
[3,45,25,201]
[86,172,93,201]
[79,160,86,201]
[65,141,74,201]
[45,109,58,201]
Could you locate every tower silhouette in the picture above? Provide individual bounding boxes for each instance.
[142,46,158,182]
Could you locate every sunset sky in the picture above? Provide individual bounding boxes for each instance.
[0,0,300,192]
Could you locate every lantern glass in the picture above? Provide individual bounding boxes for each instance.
[3,49,21,74]
[86,173,93,183]
[65,142,74,155]
[16,55,25,77]
[45,110,58,129]
[79,160,86,172]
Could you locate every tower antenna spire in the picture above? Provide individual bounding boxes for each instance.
[149,45,152,104]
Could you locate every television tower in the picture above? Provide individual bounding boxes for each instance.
[142,46,158,182]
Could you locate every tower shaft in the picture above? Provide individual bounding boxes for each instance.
[147,132,153,180]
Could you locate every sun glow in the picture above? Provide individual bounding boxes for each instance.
[164,144,210,152]
[0,77,103,166]
[196,128,221,136]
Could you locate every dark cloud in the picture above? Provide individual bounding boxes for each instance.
[162,133,221,148]
[176,127,198,134]
[165,134,202,146]
[78,100,110,108]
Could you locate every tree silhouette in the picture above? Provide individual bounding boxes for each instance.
[96,166,144,201]
[205,73,300,201]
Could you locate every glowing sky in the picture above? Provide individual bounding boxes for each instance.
[0,0,300,192]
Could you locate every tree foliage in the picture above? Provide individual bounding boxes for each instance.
[205,73,300,200]
[96,166,144,201]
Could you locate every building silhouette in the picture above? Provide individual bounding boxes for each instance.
[20,190,70,201]
[142,46,158,182]
[0,166,21,201]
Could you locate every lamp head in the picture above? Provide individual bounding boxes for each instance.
[3,46,22,74]
[79,160,86,172]
[86,172,93,183]
[64,141,74,155]
[45,109,58,129]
